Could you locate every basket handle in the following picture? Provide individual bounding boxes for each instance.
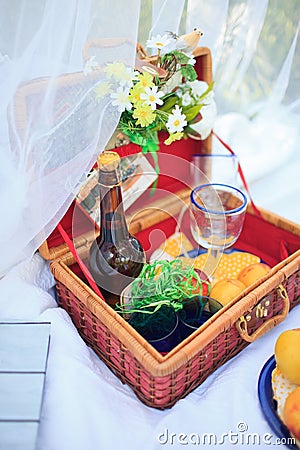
[236,285,290,343]
[82,37,133,63]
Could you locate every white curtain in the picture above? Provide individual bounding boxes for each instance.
[1,0,299,276]
[151,0,185,37]
[150,0,300,183]
[0,0,140,276]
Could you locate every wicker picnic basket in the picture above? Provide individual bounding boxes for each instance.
[49,198,300,409]
[11,45,300,409]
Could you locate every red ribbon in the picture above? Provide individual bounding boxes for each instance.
[57,223,105,301]
[212,131,261,217]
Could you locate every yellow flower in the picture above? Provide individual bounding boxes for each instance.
[164,132,184,145]
[94,81,111,98]
[104,62,127,79]
[133,103,156,127]
[128,84,144,104]
[136,72,154,89]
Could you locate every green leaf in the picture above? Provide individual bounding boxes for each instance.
[182,104,202,122]
[184,125,202,139]
[171,50,190,65]
[181,64,197,81]
[198,81,215,101]
[189,111,202,124]
[159,95,178,112]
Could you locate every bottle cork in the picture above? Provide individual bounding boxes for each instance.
[97,151,120,171]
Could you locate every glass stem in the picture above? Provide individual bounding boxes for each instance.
[204,247,222,280]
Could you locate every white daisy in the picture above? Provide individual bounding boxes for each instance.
[83,56,99,76]
[110,87,132,113]
[140,86,164,110]
[166,105,187,133]
[146,34,172,52]
[187,55,196,66]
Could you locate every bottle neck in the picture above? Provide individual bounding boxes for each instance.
[98,168,129,243]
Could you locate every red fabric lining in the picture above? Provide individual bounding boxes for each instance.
[46,201,95,249]
[134,212,300,267]
[236,212,299,266]
[45,134,300,269]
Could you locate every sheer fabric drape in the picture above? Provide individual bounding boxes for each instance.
[0,0,140,276]
[150,0,300,182]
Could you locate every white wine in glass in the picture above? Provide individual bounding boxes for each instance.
[190,183,248,278]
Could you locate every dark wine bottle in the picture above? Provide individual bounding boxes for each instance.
[88,150,145,307]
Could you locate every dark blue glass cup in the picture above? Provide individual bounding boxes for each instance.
[128,304,179,354]
[178,296,223,340]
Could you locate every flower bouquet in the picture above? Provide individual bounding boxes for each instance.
[85,31,216,173]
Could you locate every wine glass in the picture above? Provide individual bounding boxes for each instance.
[190,183,248,278]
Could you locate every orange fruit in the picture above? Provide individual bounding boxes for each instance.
[210,278,246,306]
[275,329,300,385]
[237,263,271,287]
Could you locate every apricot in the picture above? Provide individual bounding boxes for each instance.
[237,262,271,287]
[210,278,245,306]
[284,387,300,440]
[275,329,300,385]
